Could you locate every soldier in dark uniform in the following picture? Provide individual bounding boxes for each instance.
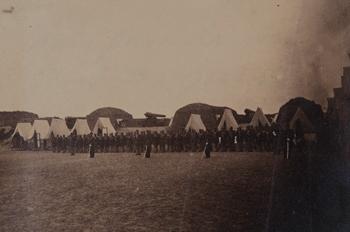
[256,129,262,152]
[76,135,82,153]
[140,132,146,153]
[111,133,116,152]
[129,133,134,152]
[150,132,156,153]
[70,133,77,156]
[163,132,169,152]
[62,135,68,153]
[115,133,120,152]
[135,131,141,155]
[231,129,237,152]
[103,134,109,152]
[159,132,165,153]
[97,135,103,153]
[109,133,115,153]
[119,133,125,152]
[57,136,62,152]
[203,132,212,158]
[168,132,174,152]
[176,132,182,152]
[33,130,38,150]
[223,130,231,152]
[144,132,152,158]
[51,133,56,152]
[89,135,96,158]
[84,135,88,152]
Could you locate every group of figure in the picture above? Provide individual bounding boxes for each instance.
[48,125,280,155]
[12,123,309,159]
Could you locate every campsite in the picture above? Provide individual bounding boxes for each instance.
[1,1,350,230]
[0,99,330,231]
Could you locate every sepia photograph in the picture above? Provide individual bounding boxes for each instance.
[0,0,349,231]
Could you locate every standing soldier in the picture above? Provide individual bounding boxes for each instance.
[114,133,120,152]
[62,135,67,153]
[82,135,88,153]
[89,135,96,158]
[140,132,146,153]
[70,133,77,156]
[33,130,38,150]
[77,135,83,153]
[203,132,212,158]
[168,132,174,152]
[120,133,125,152]
[57,135,62,152]
[144,131,152,158]
[51,133,56,153]
[159,131,165,153]
[135,131,141,155]
[152,132,159,153]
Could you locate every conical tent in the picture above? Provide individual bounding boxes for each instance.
[289,108,314,132]
[49,118,70,137]
[11,122,34,141]
[217,109,239,131]
[250,107,271,127]
[71,119,91,135]
[32,120,50,139]
[185,114,206,132]
[92,117,116,135]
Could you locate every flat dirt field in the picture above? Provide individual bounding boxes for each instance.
[0,151,274,232]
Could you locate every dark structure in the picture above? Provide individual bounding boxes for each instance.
[0,111,39,140]
[0,111,38,128]
[327,67,350,159]
[277,97,324,131]
[87,107,133,129]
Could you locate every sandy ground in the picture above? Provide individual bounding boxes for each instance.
[0,151,273,232]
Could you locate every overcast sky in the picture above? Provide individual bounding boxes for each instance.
[0,0,349,118]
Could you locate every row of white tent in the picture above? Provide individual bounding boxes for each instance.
[11,107,313,140]
[185,107,272,132]
[184,107,314,133]
[12,117,116,141]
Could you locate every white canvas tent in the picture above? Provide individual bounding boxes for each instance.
[250,107,271,127]
[71,119,91,135]
[32,120,50,140]
[185,114,206,132]
[11,122,34,141]
[49,118,70,137]
[217,109,239,131]
[93,117,116,135]
[289,108,314,132]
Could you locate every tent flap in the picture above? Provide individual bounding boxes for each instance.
[250,107,271,127]
[49,118,71,137]
[32,120,50,139]
[93,117,116,135]
[11,123,34,141]
[71,119,91,135]
[217,109,239,130]
[185,114,206,132]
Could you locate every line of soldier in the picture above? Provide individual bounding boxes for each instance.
[49,125,280,154]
